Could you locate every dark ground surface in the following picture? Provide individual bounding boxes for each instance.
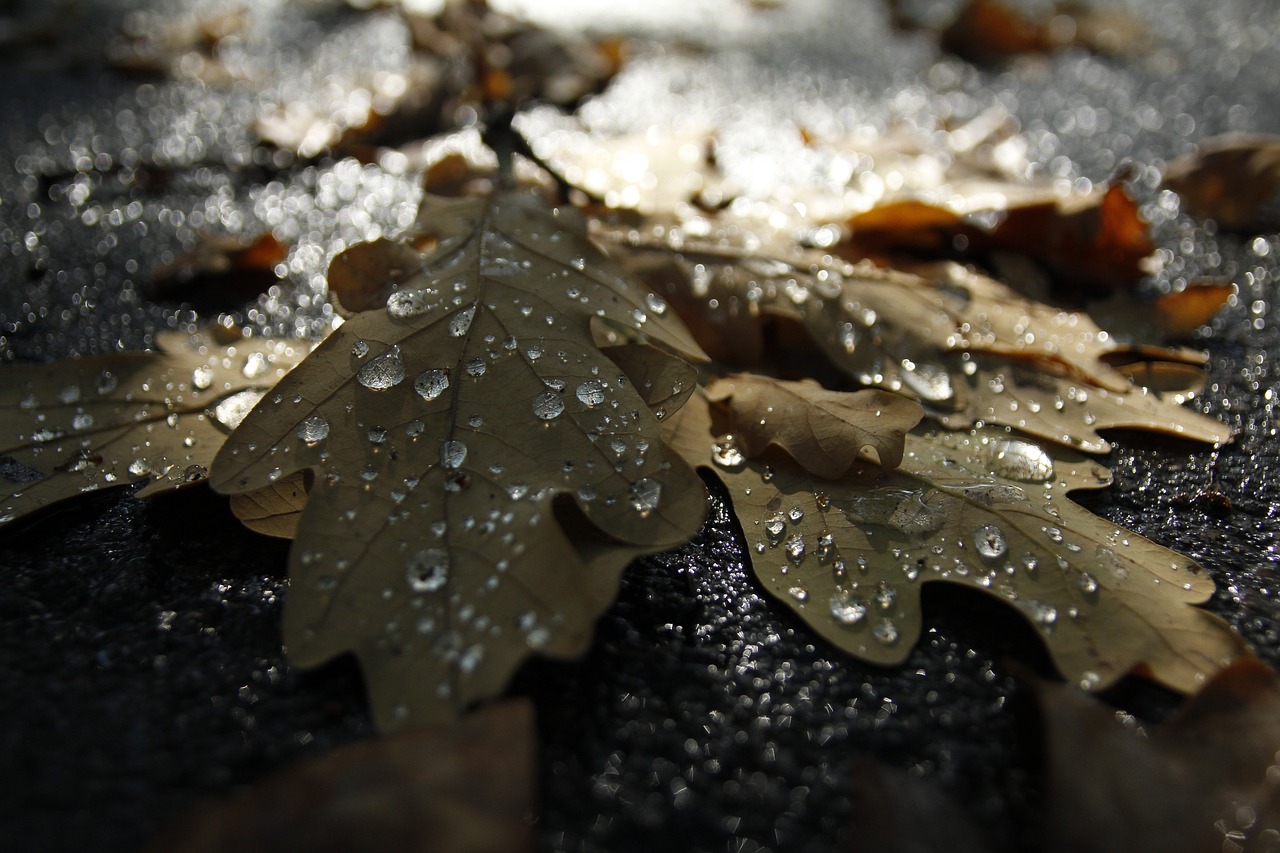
[2,1,1280,851]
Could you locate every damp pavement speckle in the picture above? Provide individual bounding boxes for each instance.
[1,1,1279,851]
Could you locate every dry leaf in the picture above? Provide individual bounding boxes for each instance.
[210,189,708,730]
[146,699,536,853]
[937,0,1151,64]
[663,378,1246,694]
[146,231,289,309]
[230,471,310,539]
[1163,135,1280,232]
[1040,658,1280,853]
[0,330,308,527]
[606,229,1229,452]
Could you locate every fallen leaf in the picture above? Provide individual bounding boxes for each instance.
[0,329,308,527]
[1040,658,1280,853]
[230,471,310,539]
[936,0,1151,65]
[146,699,536,853]
[146,231,289,309]
[663,377,1246,694]
[606,228,1229,452]
[1163,134,1280,232]
[210,189,709,730]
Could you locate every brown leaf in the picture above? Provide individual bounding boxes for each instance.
[230,471,310,539]
[146,699,536,853]
[146,231,289,309]
[0,330,309,528]
[704,374,923,473]
[1040,658,1280,853]
[938,0,1151,65]
[210,189,708,730]
[664,387,1246,694]
[1163,135,1280,232]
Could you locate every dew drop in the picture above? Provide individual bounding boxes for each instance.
[1078,572,1099,594]
[764,513,786,540]
[449,305,476,337]
[351,340,369,358]
[974,524,1008,559]
[644,292,668,316]
[406,549,449,592]
[71,412,94,431]
[576,379,607,408]
[898,359,953,403]
[297,415,330,445]
[872,618,900,644]
[96,370,118,395]
[988,438,1055,483]
[788,506,804,523]
[785,534,806,562]
[465,358,486,377]
[788,586,809,603]
[629,478,661,517]
[440,440,467,469]
[191,366,214,390]
[242,352,268,379]
[214,389,266,430]
[357,351,405,390]
[415,368,450,401]
[874,582,896,610]
[533,391,564,420]
[711,435,745,469]
[128,459,151,478]
[830,594,867,625]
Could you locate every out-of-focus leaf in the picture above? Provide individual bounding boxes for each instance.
[1040,658,1280,853]
[0,330,308,527]
[146,231,289,309]
[607,227,1229,452]
[936,0,1151,64]
[146,699,536,853]
[1163,135,1280,232]
[663,380,1246,694]
[210,189,708,730]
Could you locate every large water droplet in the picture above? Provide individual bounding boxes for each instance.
[406,549,449,592]
[214,389,266,430]
[533,392,564,420]
[192,366,214,390]
[298,415,330,445]
[974,524,1007,559]
[764,513,786,540]
[576,380,606,408]
[830,594,867,625]
[785,534,806,562]
[358,351,405,390]
[711,435,745,469]
[387,290,432,319]
[899,359,953,403]
[440,440,467,469]
[988,438,1055,483]
[629,478,661,517]
[415,368,449,401]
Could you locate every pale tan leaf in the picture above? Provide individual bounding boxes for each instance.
[0,330,308,527]
[664,388,1247,694]
[210,189,708,730]
[704,374,923,473]
[230,471,310,539]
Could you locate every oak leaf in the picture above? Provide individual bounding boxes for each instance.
[210,189,708,730]
[1163,134,1280,232]
[663,375,1246,694]
[0,330,307,527]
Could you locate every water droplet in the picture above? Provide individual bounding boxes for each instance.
[1045,526,1064,544]
[406,419,425,437]
[988,438,1055,483]
[96,370,118,395]
[368,426,388,444]
[644,292,668,316]
[525,344,544,361]
[351,340,369,358]
[406,549,449,592]
[387,290,433,319]
[71,412,94,431]
[830,594,867,625]
[974,524,1007,559]
[465,358,486,377]
[298,415,329,445]
[764,513,786,540]
[449,305,476,337]
[533,392,564,420]
[440,440,467,469]
[711,435,745,469]
[576,380,606,408]
[214,389,266,430]
[788,586,809,603]
[1078,572,1099,594]
[128,459,151,478]
[872,619,900,644]
[415,368,449,401]
[357,350,405,390]
[785,534,806,562]
[787,506,804,523]
[899,359,953,403]
[629,478,661,517]
[874,582,896,610]
[242,352,268,379]
[192,366,214,390]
